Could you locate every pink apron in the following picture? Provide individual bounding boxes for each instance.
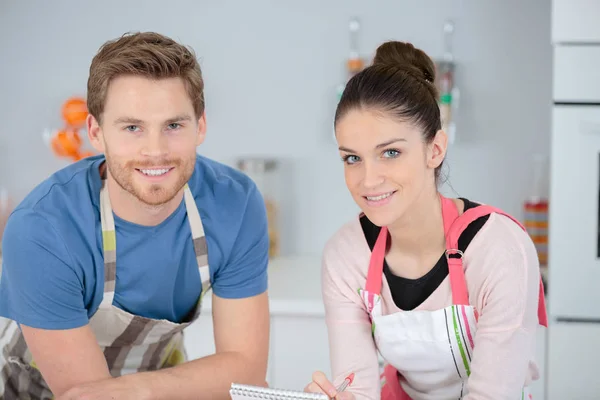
[359,196,548,399]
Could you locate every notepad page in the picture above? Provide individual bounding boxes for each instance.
[229,383,329,400]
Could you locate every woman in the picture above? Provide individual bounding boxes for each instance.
[304,41,547,400]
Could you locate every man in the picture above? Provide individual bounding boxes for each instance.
[0,31,270,399]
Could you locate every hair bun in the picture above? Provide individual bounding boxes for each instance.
[373,41,436,83]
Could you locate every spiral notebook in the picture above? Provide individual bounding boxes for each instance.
[229,383,329,399]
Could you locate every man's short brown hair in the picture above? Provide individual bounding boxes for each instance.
[87,31,205,123]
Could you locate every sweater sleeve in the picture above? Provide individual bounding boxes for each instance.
[321,229,381,400]
[463,214,542,399]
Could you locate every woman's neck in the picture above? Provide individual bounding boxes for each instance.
[387,188,446,259]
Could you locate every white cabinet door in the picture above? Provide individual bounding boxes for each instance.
[547,322,600,399]
[553,46,600,103]
[549,106,600,320]
[184,313,275,385]
[270,316,331,391]
[183,314,215,360]
[528,326,547,400]
[552,0,600,43]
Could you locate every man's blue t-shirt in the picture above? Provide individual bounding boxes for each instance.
[0,154,269,329]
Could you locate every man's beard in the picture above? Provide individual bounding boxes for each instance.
[105,151,195,207]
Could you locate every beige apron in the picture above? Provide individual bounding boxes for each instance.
[0,178,211,399]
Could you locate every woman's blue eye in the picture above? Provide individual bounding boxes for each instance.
[343,155,360,164]
[383,149,400,158]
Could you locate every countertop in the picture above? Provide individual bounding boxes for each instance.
[0,255,326,317]
[0,255,550,315]
[201,255,325,317]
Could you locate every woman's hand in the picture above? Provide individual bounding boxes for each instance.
[304,371,355,400]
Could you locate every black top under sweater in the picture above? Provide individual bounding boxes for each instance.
[359,198,490,311]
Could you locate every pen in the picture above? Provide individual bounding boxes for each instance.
[335,372,355,393]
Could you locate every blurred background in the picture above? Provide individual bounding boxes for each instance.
[1,1,598,399]
[0,0,552,256]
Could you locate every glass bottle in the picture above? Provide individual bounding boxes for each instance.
[236,158,280,259]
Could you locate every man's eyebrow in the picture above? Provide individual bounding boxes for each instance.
[113,114,193,126]
[164,114,193,124]
[113,117,144,126]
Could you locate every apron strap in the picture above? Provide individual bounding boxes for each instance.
[365,195,458,296]
[440,195,459,237]
[99,178,212,298]
[100,179,117,293]
[439,195,471,307]
[183,184,211,297]
[365,226,388,295]
[363,196,548,328]
[445,203,548,327]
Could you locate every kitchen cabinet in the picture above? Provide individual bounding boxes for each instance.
[183,313,331,390]
[552,0,600,44]
[548,105,600,319]
[530,326,547,400]
[183,255,329,389]
[553,46,600,103]
[183,314,215,361]
[270,316,331,391]
[549,1,600,398]
[546,323,600,400]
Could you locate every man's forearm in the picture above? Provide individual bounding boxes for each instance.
[122,351,268,400]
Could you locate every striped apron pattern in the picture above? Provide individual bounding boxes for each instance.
[0,179,211,399]
[358,195,546,399]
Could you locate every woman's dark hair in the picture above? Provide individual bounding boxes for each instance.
[335,41,443,180]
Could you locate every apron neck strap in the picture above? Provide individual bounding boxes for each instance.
[363,195,463,300]
[365,226,388,295]
[362,196,548,327]
[100,179,117,293]
[446,204,548,326]
[440,195,459,236]
[98,178,211,296]
[363,195,460,297]
[439,195,471,306]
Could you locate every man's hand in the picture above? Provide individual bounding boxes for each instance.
[56,375,151,400]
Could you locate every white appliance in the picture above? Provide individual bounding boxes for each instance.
[548,1,600,399]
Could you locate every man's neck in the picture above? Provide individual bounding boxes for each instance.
[105,174,184,227]
[387,188,446,258]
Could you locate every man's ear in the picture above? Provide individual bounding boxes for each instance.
[87,114,105,153]
[196,112,207,147]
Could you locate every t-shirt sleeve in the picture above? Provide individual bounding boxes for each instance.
[464,215,542,399]
[211,184,269,299]
[0,209,88,330]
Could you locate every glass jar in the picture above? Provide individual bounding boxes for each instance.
[236,158,280,259]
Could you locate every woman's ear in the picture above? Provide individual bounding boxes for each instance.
[427,129,448,170]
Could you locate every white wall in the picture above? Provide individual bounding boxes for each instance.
[0,0,552,256]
